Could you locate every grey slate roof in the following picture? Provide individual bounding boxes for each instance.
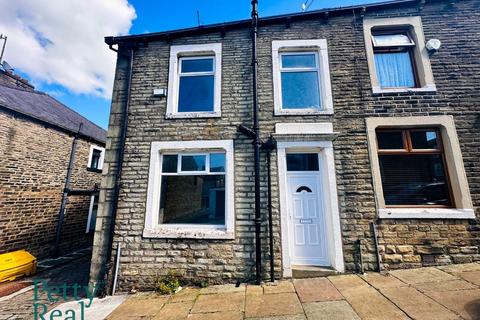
[0,84,106,143]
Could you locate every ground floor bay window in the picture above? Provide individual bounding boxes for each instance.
[144,140,234,239]
[366,116,474,219]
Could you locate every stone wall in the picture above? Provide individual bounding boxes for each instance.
[93,0,480,291]
[0,111,103,258]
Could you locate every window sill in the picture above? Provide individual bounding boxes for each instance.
[165,111,221,119]
[378,208,475,219]
[143,226,234,239]
[372,85,436,95]
[274,109,334,116]
[86,167,102,173]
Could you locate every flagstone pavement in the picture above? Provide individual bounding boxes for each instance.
[106,262,480,320]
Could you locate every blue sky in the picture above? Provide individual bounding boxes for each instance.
[14,0,384,129]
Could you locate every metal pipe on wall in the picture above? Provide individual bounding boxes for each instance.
[52,122,83,257]
[251,0,262,285]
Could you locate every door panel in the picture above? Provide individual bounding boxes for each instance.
[287,173,329,266]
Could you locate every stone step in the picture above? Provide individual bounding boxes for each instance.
[291,265,338,279]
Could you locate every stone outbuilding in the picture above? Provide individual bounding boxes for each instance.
[0,66,106,258]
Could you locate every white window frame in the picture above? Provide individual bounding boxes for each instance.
[272,39,333,116]
[166,43,222,119]
[366,116,474,219]
[144,140,234,239]
[87,145,105,170]
[363,16,436,94]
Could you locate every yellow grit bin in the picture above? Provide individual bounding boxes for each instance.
[0,250,37,282]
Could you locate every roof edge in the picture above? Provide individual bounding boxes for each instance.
[105,0,420,45]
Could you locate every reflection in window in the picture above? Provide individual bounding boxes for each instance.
[377,131,405,150]
[280,53,321,109]
[181,155,206,171]
[90,149,102,169]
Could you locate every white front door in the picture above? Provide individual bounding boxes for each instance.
[286,154,329,266]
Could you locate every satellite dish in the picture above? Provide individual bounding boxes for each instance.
[2,60,14,72]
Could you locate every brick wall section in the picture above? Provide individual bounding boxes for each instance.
[0,111,103,258]
[92,0,480,291]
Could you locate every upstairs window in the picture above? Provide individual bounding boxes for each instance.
[372,31,417,88]
[166,43,222,118]
[280,52,321,110]
[272,39,333,115]
[178,57,215,112]
[376,128,452,207]
[87,145,104,171]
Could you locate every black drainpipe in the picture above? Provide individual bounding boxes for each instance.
[239,0,262,285]
[100,45,135,295]
[263,137,276,282]
[52,122,83,257]
[251,0,262,285]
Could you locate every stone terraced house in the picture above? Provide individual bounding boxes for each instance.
[91,0,479,292]
[0,66,106,258]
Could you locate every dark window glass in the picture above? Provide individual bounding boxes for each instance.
[281,54,316,68]
[181,58,213,73]
[210,153,226,172]
[162,155,178,173]
[159,175,225,224]
[281,71,320,109]
[377,131,404,149]
[181,155,206,171]
[379,154,451,206]
[286,153,319,171]
[178,75,214,112]
[374,51,415,88]
[410,130,439,149]
[90,149,102,169]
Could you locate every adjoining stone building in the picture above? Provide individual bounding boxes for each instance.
[0,66,107,258]
[91,0,479,292]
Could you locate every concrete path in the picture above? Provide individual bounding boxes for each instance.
[106,263,480,320]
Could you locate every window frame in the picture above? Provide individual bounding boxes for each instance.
[87,145,105,172]
[372,30,420,89]
[376,128,454,209]
[144,140,234,239]
[279,51,323,110]
[272,39,333,116]
[363,16,436,95]
[366,116,474,219]
[166,43,222,119]
[85,194,99,233]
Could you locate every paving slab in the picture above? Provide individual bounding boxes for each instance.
[170,287,200,303]
[329,276,409,320]
[425,289,480,320]
[303,301,360,320]
[293,278,343,303]
[380,286,460,320]
[152,300,193,320]
[191,292,245,313]
[456,271,480,286]
[245,292,303,318]
[246,315,306,320]
[390,267,457,284]
[106,293,169,319]
[200,284,245,295]
[360,273,407,289]
[246,285,263,296]
[263,281,295,294]
[438,263,480,274]
[187,310,244,320]
[413,279,477,292]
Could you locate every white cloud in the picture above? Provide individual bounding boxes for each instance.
[0,0,136,98]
